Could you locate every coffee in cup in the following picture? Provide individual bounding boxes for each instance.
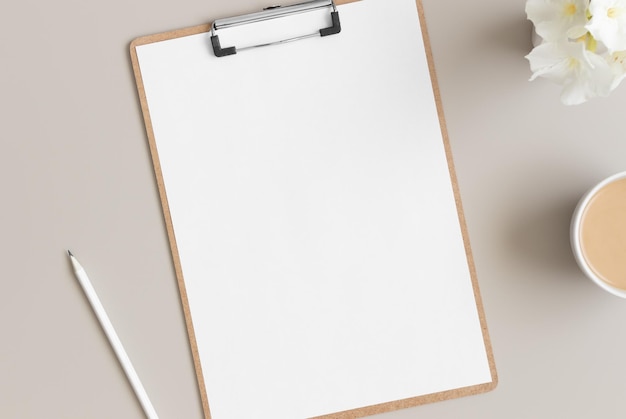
[571,172,626,297]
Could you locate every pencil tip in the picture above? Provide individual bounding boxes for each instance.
[67,250,73,257]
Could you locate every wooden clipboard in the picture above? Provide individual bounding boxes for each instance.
[130,0,497,417]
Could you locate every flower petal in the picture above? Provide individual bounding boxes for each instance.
[527,0,590,41]
[561,78,591,104]
[526,40,615,104]
[609,50,626,88]
[586,0,626,52]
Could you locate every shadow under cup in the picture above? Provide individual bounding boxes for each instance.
[571,172,626,298]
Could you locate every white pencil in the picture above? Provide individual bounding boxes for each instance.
[67,250,159,419]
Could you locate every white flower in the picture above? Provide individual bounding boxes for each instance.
[609,50,626,87]
[526,40,615,104]
[526,0,590,42]
[586,0,626,52]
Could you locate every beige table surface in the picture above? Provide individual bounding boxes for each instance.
[2,0,626,418]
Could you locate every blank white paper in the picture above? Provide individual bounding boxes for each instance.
[136,0,492,418]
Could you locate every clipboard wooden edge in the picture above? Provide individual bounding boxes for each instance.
[415,0,499,400]
[129,1,498,418]
[130,22,215,419]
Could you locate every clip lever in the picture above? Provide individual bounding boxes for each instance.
[211,0,341,57]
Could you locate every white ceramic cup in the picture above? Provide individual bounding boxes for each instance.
[571,171,626,298]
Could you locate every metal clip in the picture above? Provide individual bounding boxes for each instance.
[210,0,341,57]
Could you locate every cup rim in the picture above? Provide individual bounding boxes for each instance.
[571,171,626,298]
